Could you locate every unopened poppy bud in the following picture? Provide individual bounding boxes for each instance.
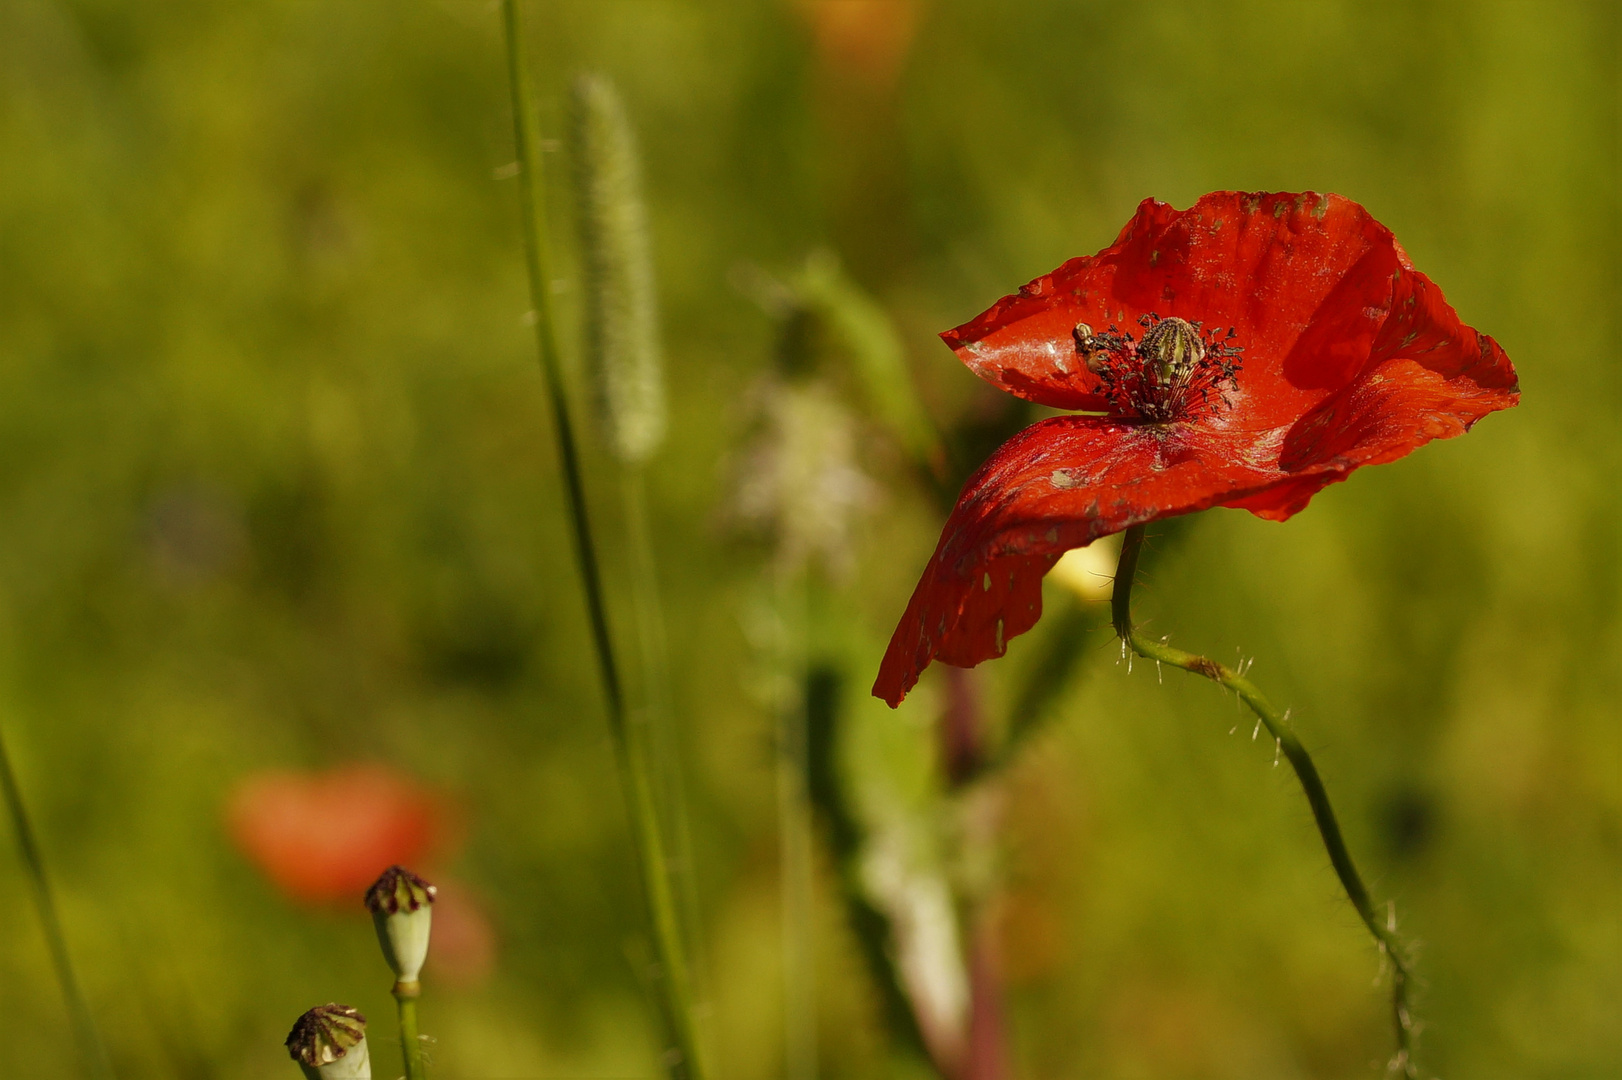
[364,865,437,990]
[285,1004,370,1079]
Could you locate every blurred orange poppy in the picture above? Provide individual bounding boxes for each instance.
[227,765,448,904]
[795,0,924,90]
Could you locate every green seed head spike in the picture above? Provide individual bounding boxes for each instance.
[571,73,666,466]
[286,1004,371,1079]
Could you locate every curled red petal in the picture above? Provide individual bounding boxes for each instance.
[874,416,1277,706]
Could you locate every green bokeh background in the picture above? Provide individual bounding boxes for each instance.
[0,1,1616,1077]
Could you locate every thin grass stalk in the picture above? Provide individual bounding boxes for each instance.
[620,468,714,1056]
[773,568,818,1080]
[498,6,703,1078]
[1111,525,1416,1077]
[0,721,115,1080]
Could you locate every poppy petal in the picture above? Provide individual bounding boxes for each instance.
[874,415,1294,705]
[941,191,1439,427]
[875,354,1517,706]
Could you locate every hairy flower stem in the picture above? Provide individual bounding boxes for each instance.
[1112,525,1415,1077]
[394,989,424,1080]
[0,723,115,1080]
[500,6,704,1079]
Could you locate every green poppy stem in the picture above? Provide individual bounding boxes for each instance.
[394,987,424,1080]
[1112,524,1416,1077]
[0,722,115,1080]
[498,6,704,1079]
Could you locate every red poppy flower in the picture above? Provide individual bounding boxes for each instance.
[227,765,451,904]
[875,191,1517,706]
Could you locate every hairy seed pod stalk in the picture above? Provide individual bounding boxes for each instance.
[571,73,666,465]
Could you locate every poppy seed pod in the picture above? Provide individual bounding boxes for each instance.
[364,865,437,989]
[285,1004,371,1079]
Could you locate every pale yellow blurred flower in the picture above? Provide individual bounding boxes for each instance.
[1046,533,1122,602]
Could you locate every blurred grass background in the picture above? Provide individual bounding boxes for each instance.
[0,1,1617,1077]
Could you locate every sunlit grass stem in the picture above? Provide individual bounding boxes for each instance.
[1111,524,1416,1077]
[499,6,704,1079]
[619,468,713,1038]
[0,721,115,1080]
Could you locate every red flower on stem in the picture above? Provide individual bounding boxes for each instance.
[228,765,449,904]
[875,191,1517,706]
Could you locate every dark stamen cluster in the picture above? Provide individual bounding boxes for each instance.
[1072,313,1243,423]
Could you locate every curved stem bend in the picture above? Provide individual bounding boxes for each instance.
[1112,524,1416,1076]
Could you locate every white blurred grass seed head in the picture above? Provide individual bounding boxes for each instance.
[732,380,879,578]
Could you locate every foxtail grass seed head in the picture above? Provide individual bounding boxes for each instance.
[570,73,666,465]
[286,1004,370,1080]
[364,865,437,989]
